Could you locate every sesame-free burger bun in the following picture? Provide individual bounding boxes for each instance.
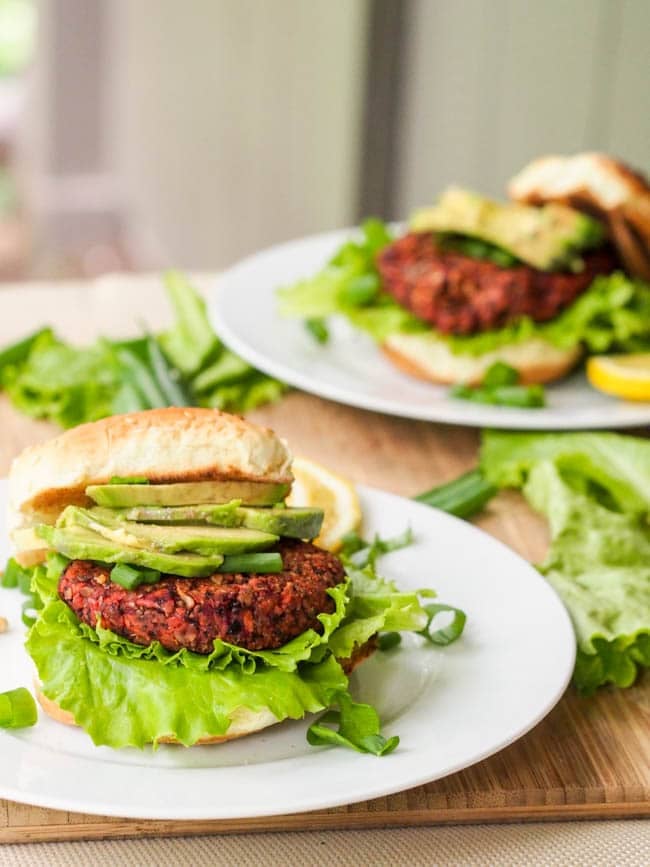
[382,333,581,386]
[8,408,293,538]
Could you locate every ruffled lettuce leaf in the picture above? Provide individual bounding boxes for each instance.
[328,564,430,659]
[481,431,650,693]
[26,599,347,748]
[481,430,650,517]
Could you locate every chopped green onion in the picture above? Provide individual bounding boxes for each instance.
[146,336,193,407]
[116,347,168,409]
[414,468,496,519]
[218,552,283,574]
[1,557,22,589]
[1,558,34,594]
[0,688,38,729]
[21,595,43,627]
[450,361,546,408]
[346,528,414,569]
[110,563,161,590]
[305,318,329,344]
[482,361,519,388]
[192,352,252,392]
[378,631,402,651]
[307,691,399,756]
[417,603,467,646]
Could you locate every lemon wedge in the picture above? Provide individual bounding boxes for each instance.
[288,457,362,552]
[586,354,650,401]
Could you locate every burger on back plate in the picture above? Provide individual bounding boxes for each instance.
[10,408,440,750]
[279,155,650,386]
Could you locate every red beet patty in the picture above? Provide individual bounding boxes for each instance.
[377,232,617,335]
[58,540,345,654]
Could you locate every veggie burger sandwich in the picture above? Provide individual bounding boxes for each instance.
[9,408,430,750]
[280,152,650,385]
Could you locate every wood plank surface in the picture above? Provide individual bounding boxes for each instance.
[0,279,648,844]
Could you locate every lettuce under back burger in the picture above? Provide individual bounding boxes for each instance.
[9,408,434,749]
[279,154,650,386]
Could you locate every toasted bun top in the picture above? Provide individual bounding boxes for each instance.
[508,153,650,280]
[8,408,293,533]
[508,152,650,209]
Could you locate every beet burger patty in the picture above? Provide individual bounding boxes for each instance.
[377,231,617,335]
[59,540,345,654]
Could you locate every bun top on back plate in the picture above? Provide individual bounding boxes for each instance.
[8,407,293,532]
[508,152,650,280]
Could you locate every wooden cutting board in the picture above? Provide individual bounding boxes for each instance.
[0,391,648,844]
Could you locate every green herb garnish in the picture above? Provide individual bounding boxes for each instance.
[450,362,546,408]
[0,688,38,729]
[110,563,161,591]
[414,468,496,519]
[307,691,399,756]
[217,552,283,574]
[305,318,329,345]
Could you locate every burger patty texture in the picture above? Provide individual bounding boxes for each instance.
[58,540,345,654]
[377,232,617,335]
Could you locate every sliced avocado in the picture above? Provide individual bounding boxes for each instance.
[120,501,243,527]
[36,524,224,577]
[236,506,323,539]
[59,506,278,555]
[86,480,290,508]
[118,503,324,539]
[410,187,604,271]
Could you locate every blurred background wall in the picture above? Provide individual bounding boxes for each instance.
[0,0,649,280]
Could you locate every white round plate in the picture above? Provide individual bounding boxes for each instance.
[211,228,650,429]
[0,479,575,820]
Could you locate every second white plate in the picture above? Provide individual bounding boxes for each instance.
[210,228,650,429]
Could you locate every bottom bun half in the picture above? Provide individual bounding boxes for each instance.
[382,333,582,386]
[35,637,377,746]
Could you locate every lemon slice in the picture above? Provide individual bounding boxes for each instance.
[586,354,650,401]
[288,457,362,552]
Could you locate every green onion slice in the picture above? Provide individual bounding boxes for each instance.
[0,688,38,729]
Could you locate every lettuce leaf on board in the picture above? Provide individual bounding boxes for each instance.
[0,273,287,428]
[481,431,650,693]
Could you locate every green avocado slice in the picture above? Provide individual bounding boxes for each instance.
[86,480,290,507]
[58,507,278,555]
[37,525,224,577]
[410,187,604,271]
[118,503,324,539]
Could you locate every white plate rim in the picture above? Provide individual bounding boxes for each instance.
[210,227,650,430]
[0,481,576,820]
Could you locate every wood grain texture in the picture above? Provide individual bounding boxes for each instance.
[0,280,648,843]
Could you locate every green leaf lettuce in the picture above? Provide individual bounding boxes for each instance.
[481,430,650,693]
